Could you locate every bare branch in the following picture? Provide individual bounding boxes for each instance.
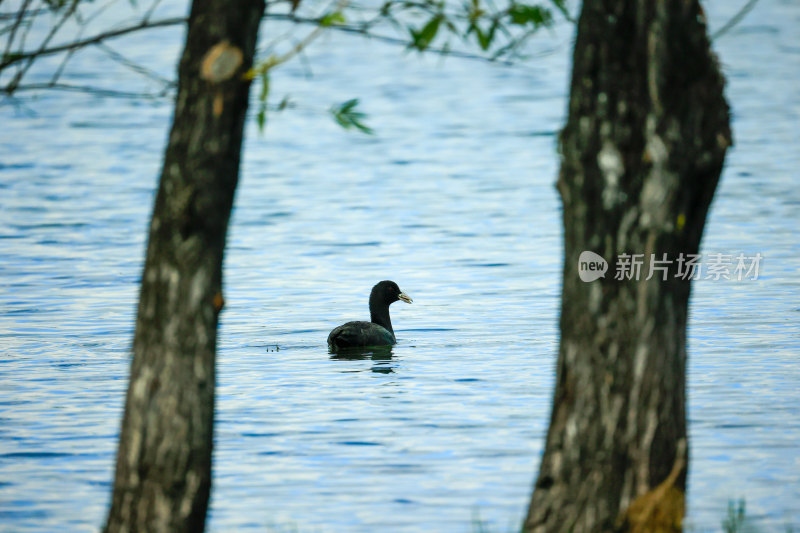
[10,81,172,98]
[1,16,186,70]
[6,0,81,93]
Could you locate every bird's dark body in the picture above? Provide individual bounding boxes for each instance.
[327,321,395,349]
[327,280,412,352]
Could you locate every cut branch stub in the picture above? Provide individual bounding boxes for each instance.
[200,41,243,82]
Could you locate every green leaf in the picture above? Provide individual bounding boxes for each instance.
[409,14,443,51]
[340,98,358,113]
[330,98,374,135]
[320,11,346,27]
[256,72,270,132]
[507,4,552,27]
[259,71,270,102]
[257,105,267,132]
[467,19,498,51]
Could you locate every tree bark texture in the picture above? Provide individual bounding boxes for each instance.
[525,1,730,532]
[104,0,264,531]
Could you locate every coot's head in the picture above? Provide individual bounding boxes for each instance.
[370,280,412,307]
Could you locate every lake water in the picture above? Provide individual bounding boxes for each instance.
[1,0,798,531]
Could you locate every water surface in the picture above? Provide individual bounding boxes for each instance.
[1,0,799,531]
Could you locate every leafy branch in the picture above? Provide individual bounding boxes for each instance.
[1,0,571,132]
[244,0,351,130]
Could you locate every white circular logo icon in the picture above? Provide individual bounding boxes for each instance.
[578,251,608,282]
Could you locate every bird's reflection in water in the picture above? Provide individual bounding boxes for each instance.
[329,346,395,374]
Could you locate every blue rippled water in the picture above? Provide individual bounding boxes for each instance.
[1,0,798,531]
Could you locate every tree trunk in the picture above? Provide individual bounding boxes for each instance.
[104,0,264,531]
[525,1,730,532]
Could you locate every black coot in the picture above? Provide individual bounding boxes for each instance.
[327,280,412,350]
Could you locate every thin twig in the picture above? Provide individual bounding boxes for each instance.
[7,0,80,93]
[143,0,165,23]
[10,81,172,98]
[81,0,126,27]
[266,13,517,65]
[712,0,759,40]
[95,41,173,86]
[48,46,76,86]
[0,16,186,70]
[1,8,50,21]
[272,0,351,71]
[2,0,32,57]
[17,2,38,53]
